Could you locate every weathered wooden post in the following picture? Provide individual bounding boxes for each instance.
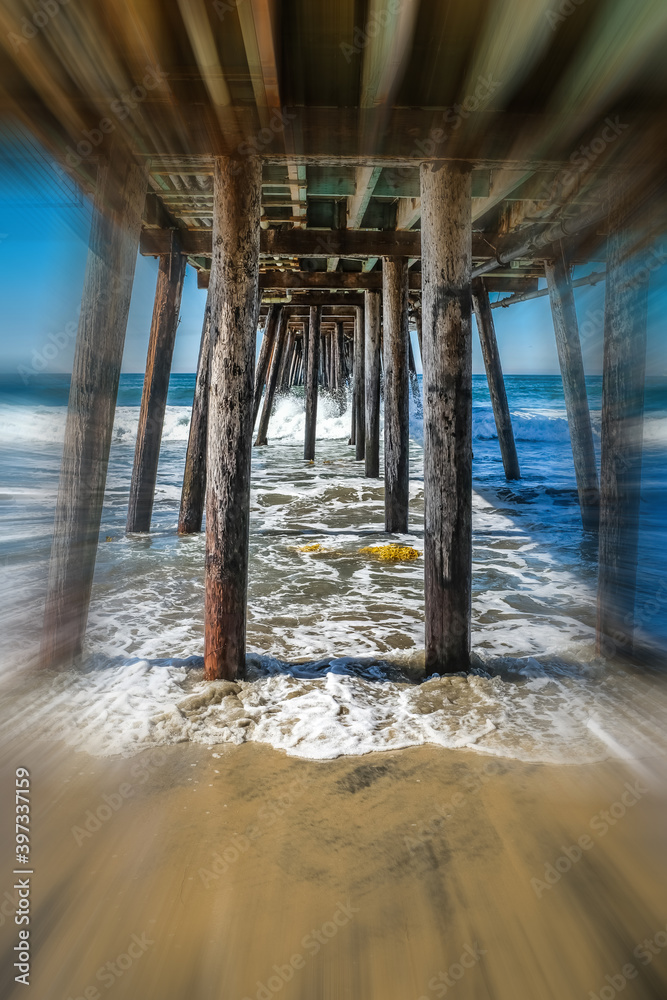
[255,308,288,445]
[335,320,347,412]
[383,257,410,530]
[597,183,649,659]
[252,305,279,430]
[545,244,599,528]
[127,235,186,533]
[179,292,212,534]
[205,156,260,681]
[414,305,423,357]
[354,305,366,460]
[421,161,473,674]
[304,306,321,460]
[408,336,423,418]
[42,151,147,668]
[364,290,381,478]
[278,330,294,391]
[471,278,521,482]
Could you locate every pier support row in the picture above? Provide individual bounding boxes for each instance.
[421,162,473,674]
[204,156,261,681]
[42,152,148,668]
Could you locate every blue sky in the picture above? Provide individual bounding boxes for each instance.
[1,142,666,380]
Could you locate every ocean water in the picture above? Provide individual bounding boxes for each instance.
[0,373,666,764]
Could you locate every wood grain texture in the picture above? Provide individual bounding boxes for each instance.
[127,240,186,533]
[204,156,261,681]
[382,257,409,531]
[421,162,473,674]
[42,151,148,668]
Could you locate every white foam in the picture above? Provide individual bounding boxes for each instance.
[4,653,666,765]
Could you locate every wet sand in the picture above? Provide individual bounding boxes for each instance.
[1,739,666,1000]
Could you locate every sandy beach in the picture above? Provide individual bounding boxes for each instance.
[1,738,665,1000]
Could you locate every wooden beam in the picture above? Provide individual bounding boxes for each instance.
[348,166,382,228]
[472,279,521,482]
[354,305,365,461]
[545,247,600,530]
[127,238,186,533]
[205,156,261,682]
[383,257,410,531]
[41,153,148,668]
[252,304,279,429]
[421,161,473,675]
[304,307,321,461]
[179,292,212,535]
[597,183,649,659]
[255,307,288,446]
[364,290,381,478]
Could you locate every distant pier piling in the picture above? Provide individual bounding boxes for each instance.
[252,305,279,430]
[127,234,186,534]
[471,278,520,481]
[255,308,288,446]
[545,244,599,529]
[382,256,410,532]
[178,292,212,535]
[364,290,381,478]
[304,306,321,460]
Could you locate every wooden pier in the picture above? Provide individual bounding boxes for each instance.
[4,0,663,675]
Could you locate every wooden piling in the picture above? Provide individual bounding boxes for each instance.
[252,305,279,430]
[407,336,423,418]
[545,245,599,529]
[382,257,410,531]
[597,184,649,659]
[178,292,212,534]
[204,156,261,682]
[420,161,473,674]
[277,330,294,391]
[304,306,321,460]
[41,152,147,668]
[127,237,186,534]
[471,278,521,482]
[255,308,288,446]
[364,290,381,478]
[354,305,365,460]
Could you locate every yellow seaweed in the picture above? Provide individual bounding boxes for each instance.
[359,543,420,562]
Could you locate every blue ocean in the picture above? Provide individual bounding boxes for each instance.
[0,372,665,761]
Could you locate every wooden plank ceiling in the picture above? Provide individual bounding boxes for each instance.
[1,0,666,294]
